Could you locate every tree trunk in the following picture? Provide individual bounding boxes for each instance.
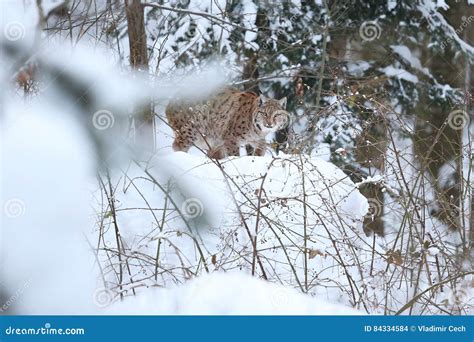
[242,7,267,155]
[125,0,148,68]
[125,0,154,150]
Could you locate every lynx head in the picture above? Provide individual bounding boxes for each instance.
[254,95,289,134]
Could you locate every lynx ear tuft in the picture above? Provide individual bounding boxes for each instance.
[259,94,268,105]
[278,97,287,108]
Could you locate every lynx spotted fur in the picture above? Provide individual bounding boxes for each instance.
[166,88,289,159]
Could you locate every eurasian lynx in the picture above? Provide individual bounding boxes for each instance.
[166,88,289,159]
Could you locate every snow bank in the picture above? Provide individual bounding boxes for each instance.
[95,150,370,312]
[110,272,361,315]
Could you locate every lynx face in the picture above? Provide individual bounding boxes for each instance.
[254,96,289,134]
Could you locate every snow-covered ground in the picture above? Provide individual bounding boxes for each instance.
[91,139,370,311]
[109,272,362,315]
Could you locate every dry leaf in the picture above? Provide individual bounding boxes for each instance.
[308,248,324,259]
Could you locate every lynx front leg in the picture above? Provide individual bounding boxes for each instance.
[172,135,190,152]
[172,127,195,152]
[225,141,240,157]
[207,147,226,160]
[207,141,239,159]
[253,140,267,156]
